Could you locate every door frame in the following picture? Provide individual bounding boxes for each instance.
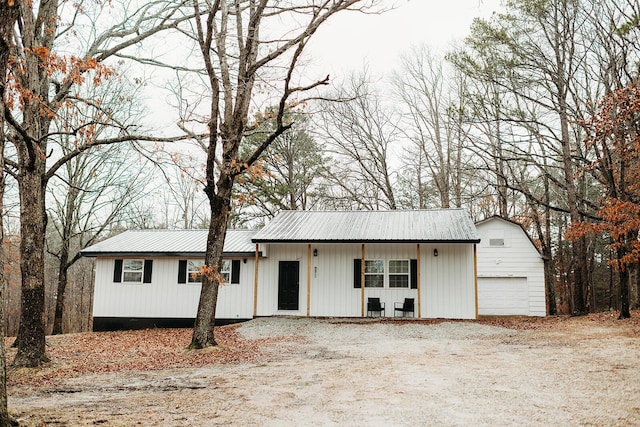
[278,260,300,311]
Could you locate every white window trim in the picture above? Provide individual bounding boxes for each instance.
[188,260,204,283]
[221,260,231,284]
[184,259,237,285]
[388,259,409,288]
[364,259,384,288]
[122,259,144,284]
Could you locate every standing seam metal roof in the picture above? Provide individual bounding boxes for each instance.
[80,229,258,257]
[251,210,480,243]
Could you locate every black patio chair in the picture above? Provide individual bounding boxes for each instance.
[394,298,415,317]
[367,297,385,317]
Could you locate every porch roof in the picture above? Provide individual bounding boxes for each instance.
[252,209,480,243]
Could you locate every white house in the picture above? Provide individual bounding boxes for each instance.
[82,209,484,328]
[251,210,479,319]
[82,229,259,329]
[475,216,546,317]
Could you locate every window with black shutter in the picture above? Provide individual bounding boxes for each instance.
[353,259,362,288]
[410,259,418,289]
[114,259,148,284]
[143,260,153,283]
[113,259,123,283]
[231,260,241,284]
[178,260,187,283]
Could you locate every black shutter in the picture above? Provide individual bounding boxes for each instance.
[354,259,362,288]
[113,259,123,283]
[143,260,153,283]
[231,260,241,284]
[178,260,187,283]
[410,259,418,289]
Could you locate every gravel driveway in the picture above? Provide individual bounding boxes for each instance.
[9,316,640,426]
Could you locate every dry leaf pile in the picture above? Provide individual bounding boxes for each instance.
[6,324,281,389]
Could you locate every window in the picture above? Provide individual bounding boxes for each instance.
[364,260,384,287]
[114,259,152,283]
[188,260,204,283]
[389,260,409,288]
[123,259,143,283]
[221,260,231,283]
[178,259,241,284]
[354,258,417,289]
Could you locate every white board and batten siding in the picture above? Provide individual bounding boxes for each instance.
[475,217,546,317]
[255,242,476,319]
[421,244,476,319]
[92,256,255,319]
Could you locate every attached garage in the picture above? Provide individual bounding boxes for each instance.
[477,277,529,316]
[475,216,546,317]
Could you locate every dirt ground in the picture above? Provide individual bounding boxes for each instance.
[6,313,640,426]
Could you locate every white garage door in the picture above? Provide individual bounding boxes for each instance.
[478,277,529,316]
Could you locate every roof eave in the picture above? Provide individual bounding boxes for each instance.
[80,251,261,258]
[252,239,481,244]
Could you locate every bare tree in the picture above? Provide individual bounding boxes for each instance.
[45,67,156,334]
[5,0,192,367]
[316,71,400,210]
[0,0,20,423]
[48,147,152,334]
[0,136,8,427]
[393,46,470,209]
[449,0,613,314]
[172,0,380,349]
[158,161,209,229]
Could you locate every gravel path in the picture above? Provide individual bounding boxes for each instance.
[9,316,640,426]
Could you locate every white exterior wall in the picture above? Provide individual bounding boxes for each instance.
[256,242,475,319]
[92,242,478,320]
[254,243,310,317]
[420,244,476,319]
[92,256,255,319]
[476,218,546,316]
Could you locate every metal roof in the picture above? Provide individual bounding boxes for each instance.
[81,229,258,257]
[251,210,480,243]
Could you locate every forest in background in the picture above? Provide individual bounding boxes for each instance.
[2,0,640,339]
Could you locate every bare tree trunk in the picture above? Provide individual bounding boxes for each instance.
[52,185,78,335]
[531,199,556,316]
[618,266,631,319]
[634,263,640,309]
[190,173,234,348]
[559,104,587,315]
[0,0,18,419]
[0,134,9,427]
[0,173,9,425]
[618,243,631,319]
[13,166,49,367]
[9,0,57,368]
[609,247,615,311]
[52,246,70,335]
[543,172,557,315]
[558,216,572,314]
[491,87,508,218]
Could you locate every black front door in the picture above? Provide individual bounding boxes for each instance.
[278,261,299,310]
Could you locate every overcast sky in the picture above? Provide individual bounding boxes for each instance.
[145,1,504,135]
[306,0,503,78]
